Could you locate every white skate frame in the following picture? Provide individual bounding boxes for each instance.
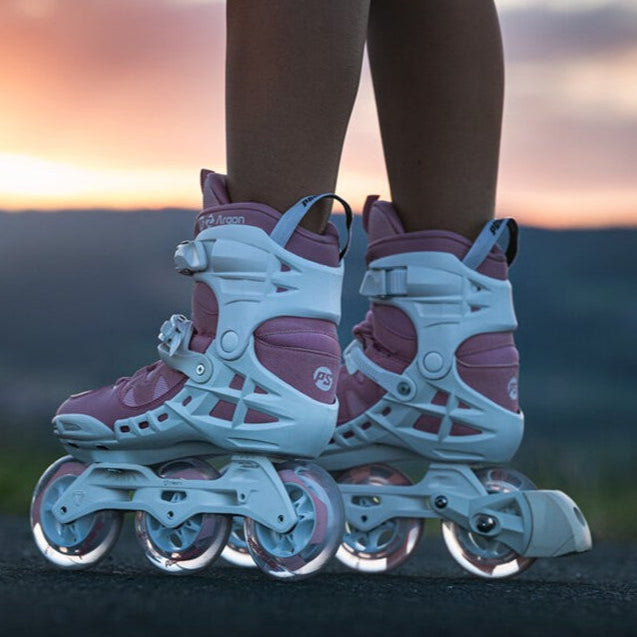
[49,455,298,533]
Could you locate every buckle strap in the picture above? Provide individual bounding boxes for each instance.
[157,314,213,383]
[359,267,407,298]
[344,340,416,401]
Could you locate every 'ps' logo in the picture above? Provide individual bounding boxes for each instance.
[313,367,333,392]
[508,377,518,401]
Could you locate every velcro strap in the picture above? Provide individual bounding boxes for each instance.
[463,218,519,270]
[270,193,353,262]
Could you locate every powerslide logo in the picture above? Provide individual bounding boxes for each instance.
[197,213,246,233]
[508,376,519,401]
[301,196,317,208]
[313,366,333,392]
[489,219,504,235]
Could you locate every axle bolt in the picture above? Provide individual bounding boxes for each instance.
[475,514,497,533]
[434,496,448,509]
[397,382,411,396]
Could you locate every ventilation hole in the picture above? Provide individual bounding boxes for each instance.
[381,407,391,416]
[120,425,130,433]
[343,431,354,439]
[470,306,480,313]
[68,442,79,449]
[276,287,287,293]
[413,415,441,434]
[229,374,245,391]
[361,421,372,430]
[245,408,277,424]
[95,445,109,450]
[281,263,291,272]
[458,401,470,410]
[432,391,449,406]
[158,413,168,422]
[254,385,267,395]
[450,422,480,436]
[210,400,236,421]
[139,421,149,430]
[328,438,335,445]
[182,396,192,406]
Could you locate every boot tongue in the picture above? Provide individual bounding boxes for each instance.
[201,169,231,208]
[364,197,508,279]
[195,170,341,267]
[363,196,406,243]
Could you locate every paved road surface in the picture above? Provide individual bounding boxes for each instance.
[1,515,635,637]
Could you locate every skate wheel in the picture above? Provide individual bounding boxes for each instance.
[30,456,123,569]
[244,461,345,580]
[335,463,424,573]
[135,458,231,575]
[221,516,257,568]
[441,467,537,579]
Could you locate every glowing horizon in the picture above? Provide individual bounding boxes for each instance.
[1,0,636,227]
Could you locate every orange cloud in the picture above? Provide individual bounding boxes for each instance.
[0,0,636,227]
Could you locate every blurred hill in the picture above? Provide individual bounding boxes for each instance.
[0,210,636,534]
[1,209,634,434]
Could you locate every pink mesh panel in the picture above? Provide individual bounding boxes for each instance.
[230,374,245,390]
[456,333,519,413]
[245,409,277,424]
[414,415,441,434]
[210,400,236,421]
[254,317,340,405]
[450,422,480,436]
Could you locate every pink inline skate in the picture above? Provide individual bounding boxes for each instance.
[318,195,592,578]
[30,171,352,580]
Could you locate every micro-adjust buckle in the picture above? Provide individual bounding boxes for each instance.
[174,240,208,275]
[158,314,192,356]
[157,314,213,382]
[359,267,407,298]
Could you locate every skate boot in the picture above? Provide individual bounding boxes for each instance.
[318,196,592,578]
[30,170,351,580]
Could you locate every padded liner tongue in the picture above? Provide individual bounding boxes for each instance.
[362,196,509,280]
[195,170,341,267]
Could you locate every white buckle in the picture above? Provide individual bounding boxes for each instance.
[359,267,407,298]
[174,240,208,275]
[158,314,192,356]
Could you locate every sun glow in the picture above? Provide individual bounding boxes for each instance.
[0,154,200,210]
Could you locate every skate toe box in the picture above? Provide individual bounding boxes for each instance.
[53,412,115,441]
[55,383,125,433]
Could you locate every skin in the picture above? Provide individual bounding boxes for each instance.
[226,0,370,233]
[225,0,504,239]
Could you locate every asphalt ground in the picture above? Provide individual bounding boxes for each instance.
[1,514,635,637]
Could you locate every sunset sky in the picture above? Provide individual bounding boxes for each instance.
[1,0,636,227]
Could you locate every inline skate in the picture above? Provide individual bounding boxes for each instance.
[318,196,592,578]
[30,171,350,580]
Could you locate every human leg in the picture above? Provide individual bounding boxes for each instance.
[30,1,374,579]
[226,0,370,232]
[367,0,504,238]
[322,1,591,577]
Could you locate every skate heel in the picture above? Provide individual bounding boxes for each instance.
[521,490,593,557]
